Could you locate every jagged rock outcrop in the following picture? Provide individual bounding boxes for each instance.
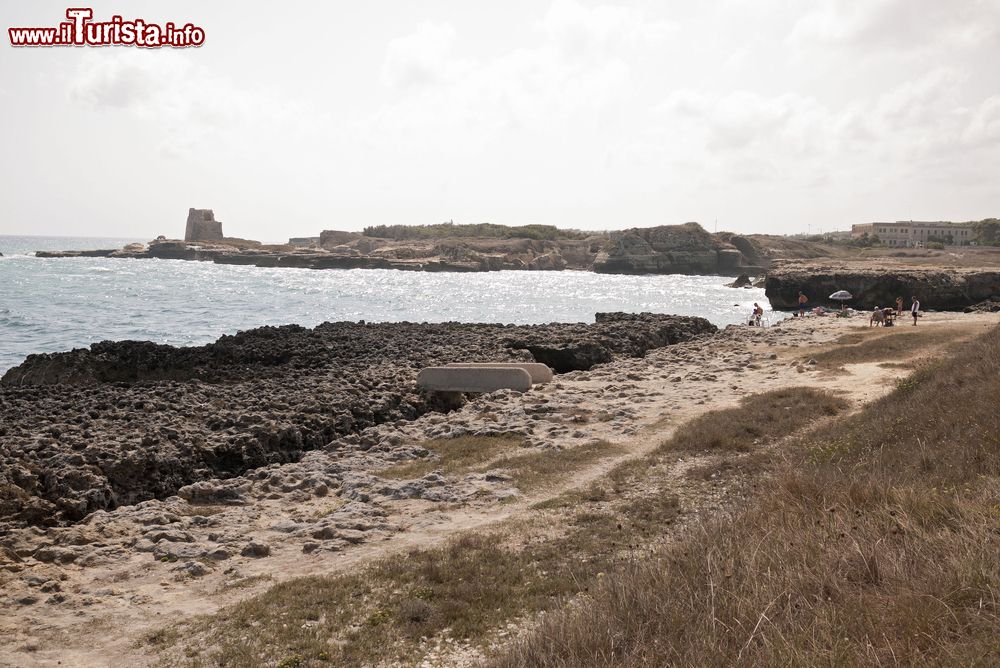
[964,299,1000,313]
[0,315,716,529]
[727,274,753,288]
[723,234,767,266]
[184,208,223,242]
[503,312,717,373]
[764,260,1000,310]
[593,223,763,276]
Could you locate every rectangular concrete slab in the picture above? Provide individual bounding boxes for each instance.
[445,362,553,384]
[417,366,532,393]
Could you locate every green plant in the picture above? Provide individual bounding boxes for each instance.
[276,655,304,668]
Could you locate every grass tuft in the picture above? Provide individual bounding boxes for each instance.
[660,387,848,453]
[806,327,964,369]
[380,434,525,480]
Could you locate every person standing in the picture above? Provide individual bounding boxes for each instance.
[911,296,920,325]
[798,292,808,317]
[895,296,904,316]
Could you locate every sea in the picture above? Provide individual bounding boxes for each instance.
[0,235,778,374]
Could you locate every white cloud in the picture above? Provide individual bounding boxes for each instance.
[368,0,669,149]
[8,0,995,237]
[963,95,1000,145]
[69,51,319,157]
[652,65,1000,195]
[541,0,672,58]
[380,21,462,90]
[789,0,1000,52]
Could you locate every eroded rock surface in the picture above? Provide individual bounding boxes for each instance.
[593,223,765,276]
[0,315,714,530]
[765,260,1000,311]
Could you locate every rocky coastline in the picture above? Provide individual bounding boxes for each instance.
[31,217,775,277]
[1,309,997,666]
[0,313,715,532]
[765,259,1000,310]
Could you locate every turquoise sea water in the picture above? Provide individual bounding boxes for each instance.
[0,235,777,374]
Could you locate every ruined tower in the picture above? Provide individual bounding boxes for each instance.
[184,208,224,242]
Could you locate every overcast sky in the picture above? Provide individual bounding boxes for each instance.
[1,0,998,241]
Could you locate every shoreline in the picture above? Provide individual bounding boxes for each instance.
[0,260,774,375]
[30,244,767,278]
[1,310,997,666]
[22,238,1000,313]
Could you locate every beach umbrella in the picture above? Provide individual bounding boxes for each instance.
[829,290,852,310]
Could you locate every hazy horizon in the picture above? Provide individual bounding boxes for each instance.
[2,0,998,241]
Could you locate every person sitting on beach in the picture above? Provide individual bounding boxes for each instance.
[798,292,808,317]
[883,308,895,327]
[870,307,885,327]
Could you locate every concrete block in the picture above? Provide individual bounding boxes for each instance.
[417,367,532,393]
[445,362,553,384]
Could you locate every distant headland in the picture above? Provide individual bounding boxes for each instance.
[32,208,1000,311]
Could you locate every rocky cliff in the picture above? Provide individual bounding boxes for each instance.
[764,260,1000,310]
[593,223,765,276]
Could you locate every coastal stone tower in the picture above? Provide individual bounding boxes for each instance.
[184,208,224,242]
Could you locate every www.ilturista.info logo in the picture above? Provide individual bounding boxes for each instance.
[8,8,205,48]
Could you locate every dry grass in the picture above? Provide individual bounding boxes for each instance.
[215,574,273,593]
[152,435,625,666]
[161,481,677,668]
[173,504,229,517]
[489,439,623,491]
[146,381,853,667]
[145,383,876,666]
[660,387,848,453]
[380,434,525,479]
[381,434,621,493]
[806,326,964,369]
[684,453,771,481]
[493,324,1000,667]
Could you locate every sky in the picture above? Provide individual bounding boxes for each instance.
[1,0,998,242]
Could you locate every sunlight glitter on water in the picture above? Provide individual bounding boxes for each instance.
[0,241,778,373]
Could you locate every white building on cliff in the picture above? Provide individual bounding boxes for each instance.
[850,221,974,247]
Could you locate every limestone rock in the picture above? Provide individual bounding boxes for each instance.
[764,260,1000,310]
[0,317,715,530]
[593,223,763,275]
[963,299,1000,313]
[240,541,270,558]
[319,229,363,249]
